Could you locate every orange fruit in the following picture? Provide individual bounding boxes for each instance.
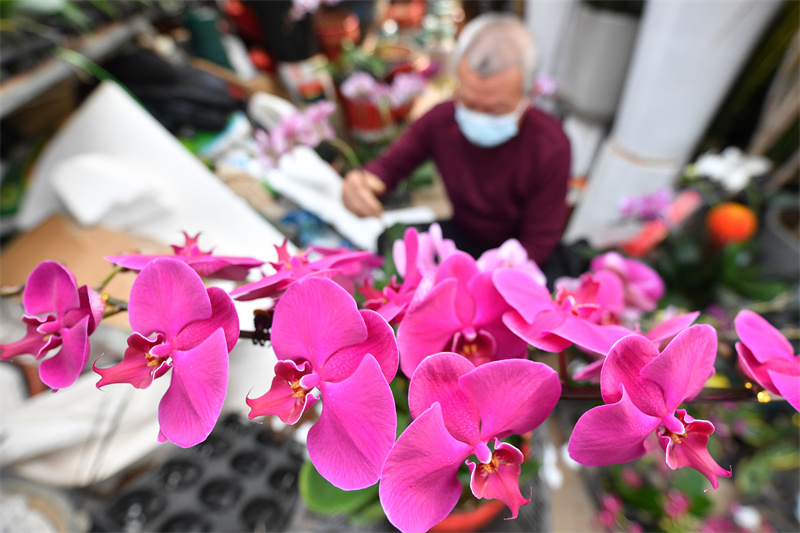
[706,202,758,245]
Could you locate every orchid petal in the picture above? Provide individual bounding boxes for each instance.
[572,358,605,382]
[461,359,560,441]
[735,342,778,391]
[568,387,660,466]
[600,334,665,417]
[320,309,398,383]
[645,311,700,348]
[229,269,294,301]
[78,286,106,335]
[247,360,317,424]
[271,277,367,369]
[468,272,509,327]
[173,287,239,353]
[105,254,184,272]
[768,370,800,412]
[408,352,480,445]
[397,279,464,377]
[554,316,634,356]
[23,261,79,316]
[435,252,479,325]
[129,258,211,340]
[39,315,91,390]
[308,355,396,490]
[94,332,168,389]
[467,440,529,518]
[493,269,553,323]
[502,310,571,353]
[734,310,796,364]
[641,325,717,409]
[658,410,731,490]
[157,329,229,448]
[379,402,473,533]
[0,316,50,359]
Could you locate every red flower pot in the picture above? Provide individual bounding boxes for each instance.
[314,10,360,61]
[430,499,506,533]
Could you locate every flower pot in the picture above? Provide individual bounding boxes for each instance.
[430,499,506,533]
[386,0,426,29]
[314,9,360,61]
[758,196,800,280]
[337,85,413,142]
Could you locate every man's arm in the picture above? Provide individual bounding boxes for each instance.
[518,139,571,266]
[342,108,437,218]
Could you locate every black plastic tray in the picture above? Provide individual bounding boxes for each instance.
[88,413,305,532]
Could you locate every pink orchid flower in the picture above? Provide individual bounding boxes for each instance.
[734,310,800,412]
[297,101,337,146]
[572,311,701,382]
[1,261,106,390]
[392,223,457,279]
[379,352,560,533]
[106,232,263,281]
[568,325,732,490]
[361,227,425,324]
[494,268,633,357]
[397,251,529,377]
[247,277,398,490]
[230,239,380,302]
[590,252,665,316]
[94,258,239,448]
[477,238,546,285]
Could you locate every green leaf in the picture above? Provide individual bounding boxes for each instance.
[735,455,773,496]
[298,460,379,515]
[350,500,387,527]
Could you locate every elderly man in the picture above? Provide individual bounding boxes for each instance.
[342,13,571,267]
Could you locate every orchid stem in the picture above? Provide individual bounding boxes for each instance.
[102,295,128,318]
[558,385,759,403]
[95,265,125,293]
[1,284,24,297]
[557,350,569,385]
[327,137,361,169]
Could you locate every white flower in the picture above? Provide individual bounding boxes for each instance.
[692,147,771,193]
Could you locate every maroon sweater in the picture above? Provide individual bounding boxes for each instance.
[363,101,572,265]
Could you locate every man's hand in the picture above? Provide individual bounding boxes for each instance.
[342,169,387,218]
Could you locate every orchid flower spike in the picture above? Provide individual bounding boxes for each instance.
[106,232,264,281]
[734,310,800,412]
[568,325,732,490]
[94,258,239,448]
[1,261,106,390]
[380,352,561,533]
[246,277,398,490]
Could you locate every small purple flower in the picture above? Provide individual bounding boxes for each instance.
[340,72,379,101]
[379,352,560,533]
[388,72,426,107]
[94,258,239,447]
[619,188,672,222]
[1,261,106,390]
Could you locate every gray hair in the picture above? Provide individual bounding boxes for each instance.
[453,13,538,93]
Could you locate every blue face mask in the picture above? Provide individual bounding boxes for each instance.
[454,100,528,148]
